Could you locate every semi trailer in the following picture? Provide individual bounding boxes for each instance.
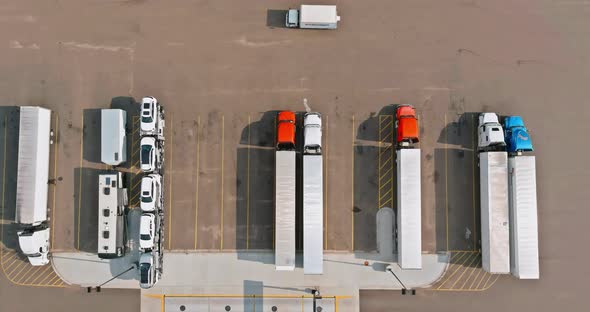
[505,116,539,279]
[286,5,341,29]
[275,111,296,271]
[101,109,127,166]
[303,112,323,274]
[395,105,422,269]
[15,106,52,266]
[478,113,510,274]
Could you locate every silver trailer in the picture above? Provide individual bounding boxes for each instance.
[396,149,422,269]
[508,156,539,279]
[15,106,51,226]
[480,152,510,274]
[303,155,323,274]
[275,151,296,271]
[98,172,127,258]
[101,109,127,166]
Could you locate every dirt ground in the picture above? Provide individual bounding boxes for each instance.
[0,0,589,311]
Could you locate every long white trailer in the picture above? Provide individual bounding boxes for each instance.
[508,156,539,279]
[480,152,510,274]
[98,172,127,258]
[275,151,296,271]
[303,155,323,274]
[396,149,422,269]
[15,106,51,226]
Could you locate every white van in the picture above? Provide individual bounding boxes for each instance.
[101,109,127,166]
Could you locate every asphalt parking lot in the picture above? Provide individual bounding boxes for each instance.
[1,0,589,311]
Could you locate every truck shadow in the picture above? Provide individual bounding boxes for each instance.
[434,112,480,253]
[82,109,102,164]
[236,111,276,262]
[73,167,101,253]
[266,9,289,28]
[353,105,398,255]
[0,107,20,250]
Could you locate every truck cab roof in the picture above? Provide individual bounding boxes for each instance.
[396,105,419,144]
[504,116,533,153]
[478,113,506,149]
[277,111,296,150]
[303,113,322,154]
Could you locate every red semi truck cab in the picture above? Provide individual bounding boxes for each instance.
[395,105,419,147]
[277,111,296,150]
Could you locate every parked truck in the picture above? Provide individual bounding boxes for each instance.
[478,112,510,274]
[504,116,539,279]
[394,105,422,269]
[101,109,127,166]
[303,112,323,274]
[286,5,341,29]
[275,111,296,271]
[15,106,52,266]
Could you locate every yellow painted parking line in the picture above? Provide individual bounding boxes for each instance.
[52,275,64,285]
[472,114,477,251]
[194,116,200,250]
[478,270,493,290]
[246,114,250,249]
[36,270,55,285]
[444,113,449,251]
[77,110,84,250]
[168,114,173,250]
[460,256,482,289]
[29,265,52,284]
[20,266,43,284]
[2,253,20,269]
[449,252,481,289]
[324,115,328,249]
[47,274,62,285]
[220,115,225,250]
[11,262,35,282]
[51,113,59,249]
[469,262,485,289]
[351,114,355,251]
[6,260,25,276]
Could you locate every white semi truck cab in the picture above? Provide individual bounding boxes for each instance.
[286,5,340,29]
[303,112,322,154]
[478,113,506,151]
[17,227,50,266]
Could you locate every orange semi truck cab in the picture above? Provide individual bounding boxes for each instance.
[277,111,296,150]
[395,105,419,147]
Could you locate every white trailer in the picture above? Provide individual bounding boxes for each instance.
[508,156,539,279]
[275,151,296,271]
[303,155,323,274]
[15,106,51,226]
[480,152,510,274]
[101,109,127,166]
[98,172,127,258]
[396,149,422,269]
[286,5,341,29]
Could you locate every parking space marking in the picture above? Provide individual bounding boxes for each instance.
[378,115,395,209]
[430,251,499,291]
[471,114,477,251]
[168,114,173,250]
[220,115,225,250]
[246,114,250,249]
[77,110,84,250]
[351,114,355,251]
[444,113,449,251]
[194,115,201,250]
[324,115,328,249]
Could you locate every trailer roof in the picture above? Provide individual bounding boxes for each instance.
[303,156,323,274]
[300,5,338,23]
[15,106,51,225]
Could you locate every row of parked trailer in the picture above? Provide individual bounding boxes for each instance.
[274,105,424,273]
[478,113,539,279]
[99,97,166,289]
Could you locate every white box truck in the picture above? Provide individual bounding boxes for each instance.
[504,116,539,279]
[395,105,422,270]
[101,109,127,166]
[303,113,323,274]
[275,111,296,271]
[478,113,510,274]
[286,5,341,29]
[15,106,52,266]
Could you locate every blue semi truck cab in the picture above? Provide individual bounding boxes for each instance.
[504,116,533,154]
